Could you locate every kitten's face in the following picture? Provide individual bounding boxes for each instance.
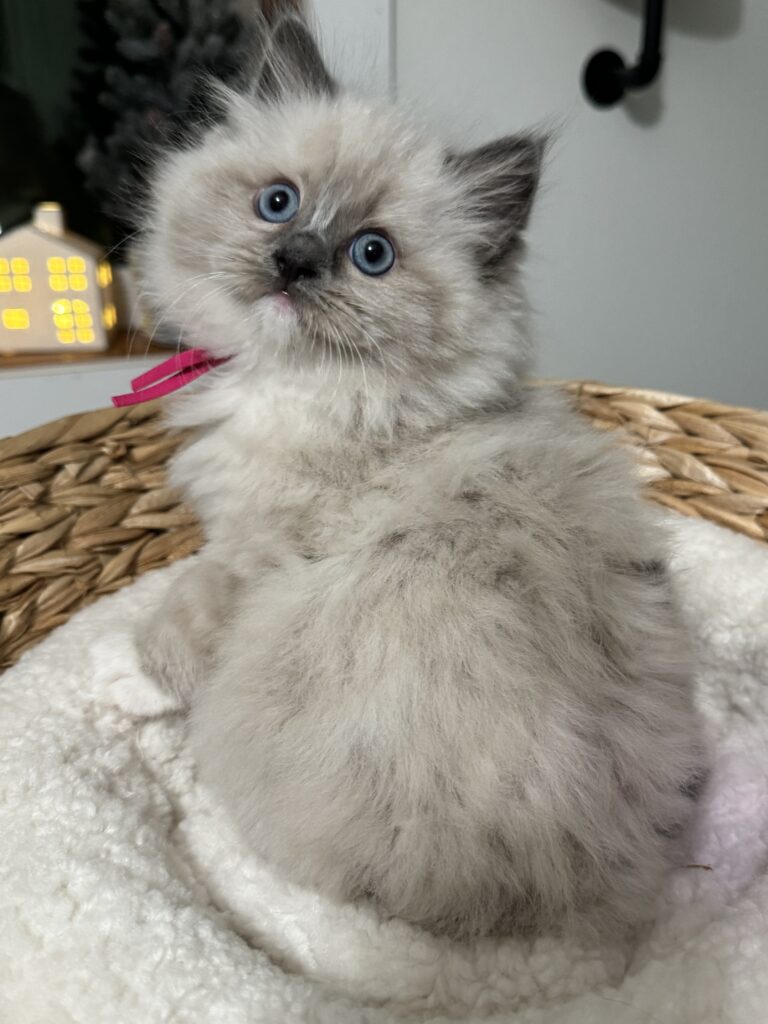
[139,19,542,410]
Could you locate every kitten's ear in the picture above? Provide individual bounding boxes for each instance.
[254,16,337,102]
[446,134,546,276]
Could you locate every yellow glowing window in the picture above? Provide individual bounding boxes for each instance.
[76,329,95,343]
[67,256,86,273]
[47,257,66,273]
[54,314,74,329]
[49,274,68,291]
[72,299,90,314]
[102,303,117,329]
[69,274,88,291]
[97,262,112,287]
[57,329,76,343]
[52,299,72,314]
[74,314,93,328]
[0,259,9,274]
[13,275,31,292]
[3,308,30,330]
[10,258,29,274]
[0,277,11,292]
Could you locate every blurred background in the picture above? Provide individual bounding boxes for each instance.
[0,0,766,433]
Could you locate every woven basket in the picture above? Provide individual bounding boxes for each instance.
[1,380,767,671]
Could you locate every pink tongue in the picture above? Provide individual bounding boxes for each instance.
[111,348,230,407]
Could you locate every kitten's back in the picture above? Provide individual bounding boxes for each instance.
[189,387,705,939]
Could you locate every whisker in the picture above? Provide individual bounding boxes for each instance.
[136,271,231,357]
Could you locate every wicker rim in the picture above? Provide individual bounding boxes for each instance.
[1,380,767,670]
[558,381,768,540]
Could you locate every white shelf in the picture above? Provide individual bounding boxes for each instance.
[0,355,161,436]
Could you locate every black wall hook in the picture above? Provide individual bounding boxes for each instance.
[583,0,666,107]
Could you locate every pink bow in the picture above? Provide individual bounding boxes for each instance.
[111,348,230,407]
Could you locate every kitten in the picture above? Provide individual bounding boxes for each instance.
[134,16,706,940]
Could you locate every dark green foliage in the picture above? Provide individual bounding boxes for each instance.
[74,0,261,253]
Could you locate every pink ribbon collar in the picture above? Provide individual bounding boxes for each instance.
[111,348,230,407]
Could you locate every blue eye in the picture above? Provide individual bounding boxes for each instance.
[256,183,300,223]
[349,232,395,276]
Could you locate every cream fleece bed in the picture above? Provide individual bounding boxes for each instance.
[1,516,767,1024]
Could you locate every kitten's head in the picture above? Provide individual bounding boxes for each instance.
[139,17,544,422]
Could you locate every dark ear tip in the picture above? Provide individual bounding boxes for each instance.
[529,132,552,168]
[267,14,314,60]
[445,129,550,176]
[509,131,551,173]
[529,132,550,159]
[267,14,338,98]
[270,13,310,40]
[261,0,306,25]
[253,9,337,102]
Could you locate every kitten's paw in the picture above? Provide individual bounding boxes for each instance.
[92,635,183,718]
[108,671,182,718]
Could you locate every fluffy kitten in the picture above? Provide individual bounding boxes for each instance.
[135,16,706,940]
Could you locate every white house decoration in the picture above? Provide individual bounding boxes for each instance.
[0,203,117,354]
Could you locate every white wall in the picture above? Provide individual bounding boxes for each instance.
[316,0,768,408]
[0,358,159,436]
[311,0,394,96]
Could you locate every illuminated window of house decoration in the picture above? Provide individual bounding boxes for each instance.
[47,255,90,293]
[102,303,118,329]
[51,298,96,343]
[0,258,32,294]
[2,308,31,330]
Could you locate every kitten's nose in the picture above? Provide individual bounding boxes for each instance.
[273,232,327,287]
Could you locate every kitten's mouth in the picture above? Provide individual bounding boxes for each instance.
[269,289,295,315]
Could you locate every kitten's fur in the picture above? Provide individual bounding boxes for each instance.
[136,17,706,940]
